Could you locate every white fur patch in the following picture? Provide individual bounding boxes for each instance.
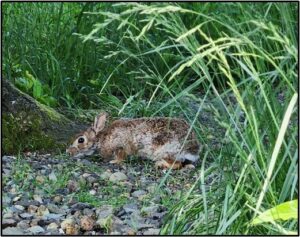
[181,152,199,162]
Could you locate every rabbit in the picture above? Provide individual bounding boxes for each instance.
[66,112,200,169]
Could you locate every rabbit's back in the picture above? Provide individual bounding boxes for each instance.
[98,117,200,162]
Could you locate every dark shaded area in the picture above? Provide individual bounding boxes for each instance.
[1,79,88,154]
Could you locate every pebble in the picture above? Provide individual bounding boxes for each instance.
[109,172,127,183]
[67,180,79,192]
[143,228,160,235]
[3,227,24,235]
[14,204,25,211]
[47,222,59,230]
[100,170,112,180]
[33,194,43,204]
[28,205,38,214]
[87,175,98,183]
[82,173,91,178]
[61,218,75,230]
[27,225,45,234]
[131,190,147,199]
[80,216,95,231]
[2,218,17,228]
[53,195,62,203]
[96,205,114,218]
[36,175,45,183]
[47,203,65,214]
[19,213,34,219]
[48,171,57,181]
[123,203,139,214]
[36,205,50,216]
[17,220,30,229]
[89,189,97,195]
[13,196,22,202]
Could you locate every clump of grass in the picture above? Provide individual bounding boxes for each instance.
[80,2,298,235]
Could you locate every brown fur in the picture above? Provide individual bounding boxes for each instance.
[66,114,201,169]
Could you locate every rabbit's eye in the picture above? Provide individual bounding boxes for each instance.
[78,137,85,143]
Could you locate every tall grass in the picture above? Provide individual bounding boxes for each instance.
[2,2,298,234]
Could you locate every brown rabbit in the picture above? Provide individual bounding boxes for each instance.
[66,112,200,169]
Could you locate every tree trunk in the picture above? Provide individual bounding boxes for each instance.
[2,79,87,155]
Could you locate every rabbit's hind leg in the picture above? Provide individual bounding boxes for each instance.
[110,148,126,164]
[155,157,182,170]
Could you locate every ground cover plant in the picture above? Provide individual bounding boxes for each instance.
[2,2,298,235]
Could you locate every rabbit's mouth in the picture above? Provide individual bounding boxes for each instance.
[67,145,98,159]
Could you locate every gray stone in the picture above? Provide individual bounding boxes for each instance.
[17,220,30,229]
[2,218,17,228]
[109,172,127,183]
[141,205,159,217]
[131,190,147,198]
[100,170,112,180]
[47,203,66,214]
[48,171,57,181]
[123,203,139,214]
[96,205,114,219]
[33,194,43,203]
[19,213,34,219]
[14,204,25,211]
[47,222,59,230]
[28,225,45,234]
[42,213,64,221]
[3,227,24,235]
[143,228,160,235]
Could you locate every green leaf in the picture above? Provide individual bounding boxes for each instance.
[252,200,298,225]
[32,79,43,99]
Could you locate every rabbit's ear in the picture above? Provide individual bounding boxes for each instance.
[93,112,107,134]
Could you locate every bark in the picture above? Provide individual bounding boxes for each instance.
[2,79,87,154]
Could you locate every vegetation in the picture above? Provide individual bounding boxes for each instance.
[2,2,298,235]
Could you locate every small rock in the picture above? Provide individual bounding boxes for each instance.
[53,195,62,204]
[87,175,98,183]
[17,220,30,229]
[61,218,75,229]
[109,172,127,183]
[83,208,95,217]
[100,170,112,180]
[96,205,114,218]
[37,205,50,216]
[13,196,22,202]
[143,228,160,235]
[61,218,79,235]
[19,213,34,219]
[89,189,97,195]
[131,190,147,199]
[33,194,43,204]
[28,205,39,214]
[15,199,40,207]
[14,204,25,211]
[67,180,79,192]
[123,203,138,214]
[27,225,45,234]
[3,212,14,219]
[3,227,24,235]
[82,173,91,178]
[141,205,159,215]
[96,205,114,228]
[36,175,45,183]
[80,216,95,231]
[70,202,92,213]
[42,213,64,221]
[48,171,57,181]
[2,218,17,228]
[47,222,59,230]
[47,203,65,214]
